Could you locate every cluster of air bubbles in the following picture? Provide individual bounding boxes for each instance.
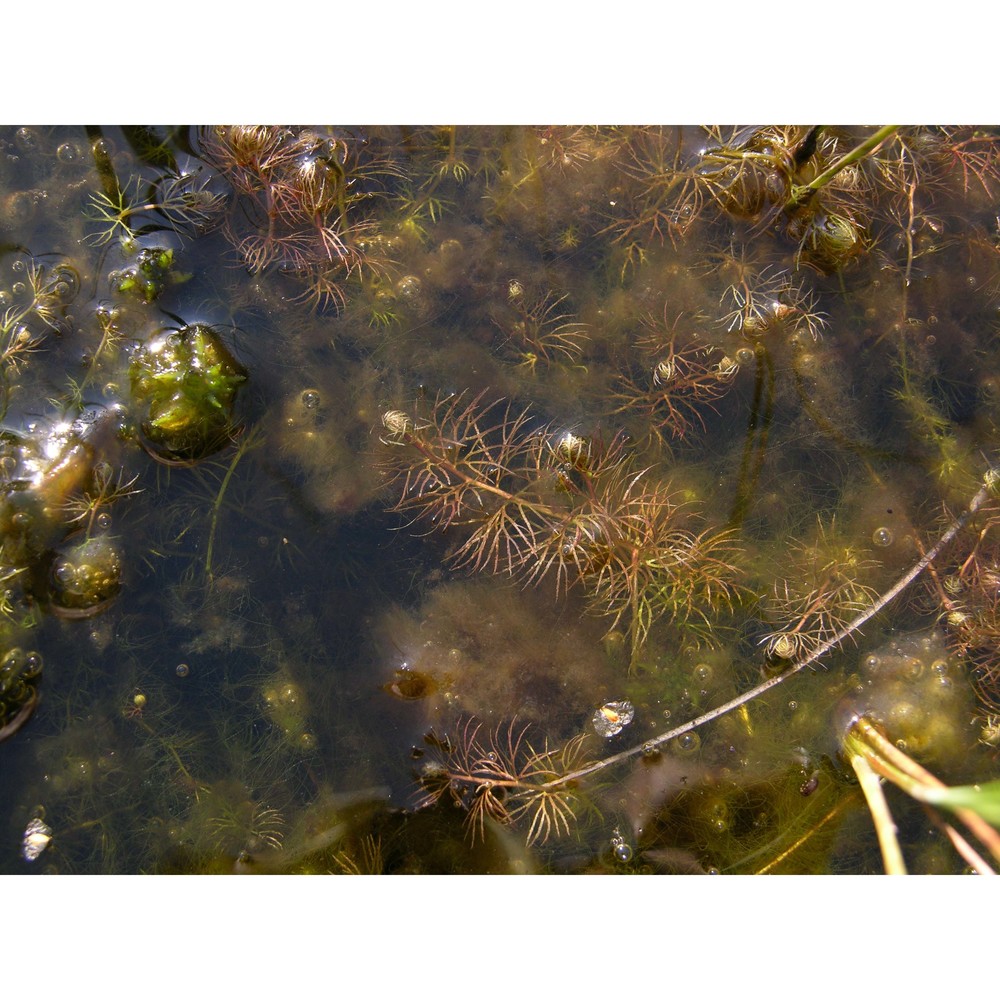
[610,826,633,864]
[843,630,970,761]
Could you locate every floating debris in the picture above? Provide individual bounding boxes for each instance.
[593,700,634,738]
[21,817,52,862]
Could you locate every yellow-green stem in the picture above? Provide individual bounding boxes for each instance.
[849,716,1000,864]
[785,125,901,211]
[850,751,907,874]
[204,438,248,582]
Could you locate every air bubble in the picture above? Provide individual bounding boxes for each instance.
[675,731,701,755]
[175,663,190,678]
[301,389,321,409]
[613,842,633,863]
[14,128,38,151]
[934,675,954,694]
[396,274,423,301]
[872,526,893,547]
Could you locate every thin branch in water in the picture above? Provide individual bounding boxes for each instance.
[545,466,998,791]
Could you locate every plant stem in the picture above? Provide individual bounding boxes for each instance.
[849,716,1000,865]
[785,125,901,212]
[134,717,203,799]
[849,751,907,874]
[753,797,853,874]
[205,431,255,582]
[931,814,995,875]
[545,466,996,791]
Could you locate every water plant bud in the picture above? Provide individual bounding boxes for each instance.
[554,431,589,468]
[381,410,413,439]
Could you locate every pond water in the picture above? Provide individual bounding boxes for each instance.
[1,125,999,874]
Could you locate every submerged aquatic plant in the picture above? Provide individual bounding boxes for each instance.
[0,257,78,383]
[381,392,742,664]
[85,170,224,247]
[129,324,248,464]
[610,308,740,448]
[3,124,1000,875]
[199,126,399,310]
[493,288,589,374]
[415,718,593,847]
[843,715,1000,874]
[758,518,882,663]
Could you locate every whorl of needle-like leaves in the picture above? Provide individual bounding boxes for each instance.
[381,391,743,660]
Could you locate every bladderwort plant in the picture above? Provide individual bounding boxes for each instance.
[85,170,224,248]
[381,391,744,668]
[400,462,1000,866]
